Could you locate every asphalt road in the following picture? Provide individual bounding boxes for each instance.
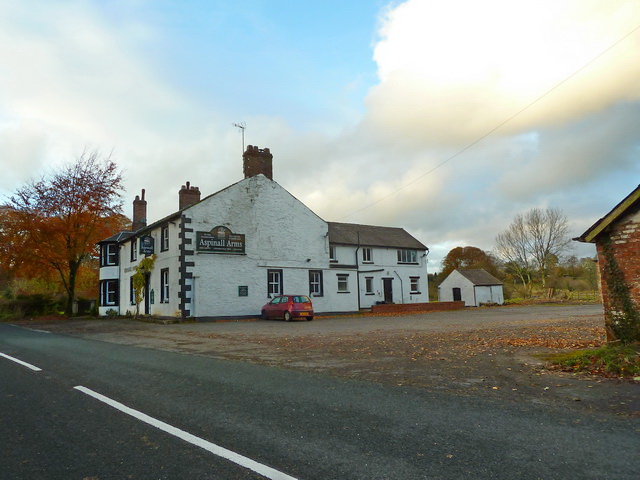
[1,320,638,480]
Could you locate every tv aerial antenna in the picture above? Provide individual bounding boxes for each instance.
[232,122,246,152]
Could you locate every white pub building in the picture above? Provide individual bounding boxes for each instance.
[98,147,430,319]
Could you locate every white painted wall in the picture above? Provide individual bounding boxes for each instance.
[475,285,504,305]
[185,175,358,317]
[438,270,475,306]
[438,270,504,306]
[99,221,183,317]
[100,174,429,318]
[334,245,429,308]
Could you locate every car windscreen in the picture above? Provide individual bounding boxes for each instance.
[292,296,311,304]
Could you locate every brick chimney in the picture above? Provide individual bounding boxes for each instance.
[243,145,273,180]
[179,181,201,209]
[132,189,147,231]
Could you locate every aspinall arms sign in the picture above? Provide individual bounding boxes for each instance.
[196,226,245,254]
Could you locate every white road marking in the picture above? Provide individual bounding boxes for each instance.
[24,328,52,334]
[0,352,42,371]
[8,324,51,334]
[74,386,298,480]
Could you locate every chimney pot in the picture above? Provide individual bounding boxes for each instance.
[179,181,201,209]
[243,145,273,180]
[132,189,147,231]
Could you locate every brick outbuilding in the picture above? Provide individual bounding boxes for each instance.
[575,185,640,341]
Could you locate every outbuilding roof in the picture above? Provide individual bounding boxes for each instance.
[457,269,503,286]
[328,222,428,250]
[575,184,640,243]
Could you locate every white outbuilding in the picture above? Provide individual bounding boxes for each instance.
[438,269,504,306]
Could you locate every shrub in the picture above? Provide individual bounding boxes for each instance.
[0,294,60,318]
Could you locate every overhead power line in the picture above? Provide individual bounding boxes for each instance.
[337,23,640,221]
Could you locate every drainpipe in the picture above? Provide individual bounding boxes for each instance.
[355,232,361,310]
[117,243,122,315]
[423,248,430,302]
[393,271,404,304]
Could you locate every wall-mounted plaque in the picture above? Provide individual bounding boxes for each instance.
[140,235,154,255]
[196,226,245,254]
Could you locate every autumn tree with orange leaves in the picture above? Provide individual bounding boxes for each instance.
[1,150,128,315]
[440,246,500,279]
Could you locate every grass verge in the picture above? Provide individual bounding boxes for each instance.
[544,343,640,378]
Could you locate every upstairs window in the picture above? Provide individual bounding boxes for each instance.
[161,225,169,251]
[397,249,418,264]
[362,247,372,263]
[329,246,337,262]
[101,244,118,266]
[130,238,137,262]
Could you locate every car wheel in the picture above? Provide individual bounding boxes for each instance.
[306,316,313,321]
[284,311,292,322]
[261,310,267,320]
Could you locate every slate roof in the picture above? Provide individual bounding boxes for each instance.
[575,184,640,243]
[457,269,503,286]
[98,231,134,244]
[328,222,428,250]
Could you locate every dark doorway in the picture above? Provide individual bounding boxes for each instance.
[382,278,393,303]
[144,273,151,314]
[452,287,462,302]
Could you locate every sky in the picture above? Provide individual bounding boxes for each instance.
[1,0,639,272]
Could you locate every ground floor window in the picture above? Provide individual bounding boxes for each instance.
[268,269,283,297]
[365,276,374,294]
[337,274,349,293]
[129,277,135,305]
[410,276,420,293]
[100,279,118,306]
[309,270,323,296]
[161,268,169,303]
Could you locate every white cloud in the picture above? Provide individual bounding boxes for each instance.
[366,0,640,145]
[0,1,189,178]
[0,0,634,271]
[497,103,640,199]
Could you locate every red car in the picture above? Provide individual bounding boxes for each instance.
[261,295,314,321]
